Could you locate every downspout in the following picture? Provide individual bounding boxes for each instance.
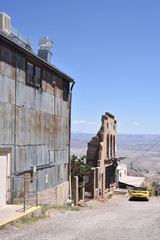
[14,50,27,176]
[14,50,18,176]
[13,51,30,176]
[14,50,26,176]
[68,81,75,200]
[54,79,56,170]
[11,49,18,203]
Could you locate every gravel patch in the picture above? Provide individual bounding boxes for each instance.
[0,196,160,240]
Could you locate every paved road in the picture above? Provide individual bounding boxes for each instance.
[1,196,160,240]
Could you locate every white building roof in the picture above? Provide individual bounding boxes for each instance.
[119,176,145,187]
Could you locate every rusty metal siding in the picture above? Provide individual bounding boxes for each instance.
[0,54,16,80]
[17,81,26,107]
[0,76,15,104]
[38,170,46,190]
[3,104,13,144]
[0,103,6,143]
[36,146,42,166]
[0,40,70,193]
[62,101,68,118]
[17,53,26,84]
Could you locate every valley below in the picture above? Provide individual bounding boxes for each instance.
[71,133,160,183]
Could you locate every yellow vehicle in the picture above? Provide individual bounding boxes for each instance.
[129,187,149,201]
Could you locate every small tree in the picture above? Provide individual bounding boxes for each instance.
[71,155,91,187]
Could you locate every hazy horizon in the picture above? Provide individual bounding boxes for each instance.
[71,133,160,174]
[72,132,160,136]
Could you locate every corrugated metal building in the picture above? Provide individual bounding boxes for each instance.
[0,14,75,207]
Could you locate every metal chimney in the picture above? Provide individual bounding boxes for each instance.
[38,37,53,63]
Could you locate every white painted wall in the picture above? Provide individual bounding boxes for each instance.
[0,154,7,207]
[117,164,127,181]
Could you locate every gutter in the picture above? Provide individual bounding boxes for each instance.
[0,32,74,83]
[68,81,75,200]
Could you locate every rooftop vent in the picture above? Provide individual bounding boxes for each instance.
[38,37,53,63]
[0,12,11,35]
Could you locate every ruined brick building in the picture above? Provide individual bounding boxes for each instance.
[86,112,117,198]
[0,12,74,207]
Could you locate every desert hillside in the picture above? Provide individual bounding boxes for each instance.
[71,133,160,178]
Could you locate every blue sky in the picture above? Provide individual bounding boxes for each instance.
[1,0,160,134]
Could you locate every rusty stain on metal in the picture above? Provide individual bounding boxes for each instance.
[0,34,72,194]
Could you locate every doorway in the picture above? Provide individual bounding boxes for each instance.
[0,151,11,207]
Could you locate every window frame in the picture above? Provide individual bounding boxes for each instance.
[34,66,41,87]
[26,61,42,89]
[26,62,34,84]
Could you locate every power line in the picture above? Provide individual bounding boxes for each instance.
[127,138,160,167]
[125,135,160,159]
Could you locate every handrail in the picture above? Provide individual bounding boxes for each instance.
[7,173,38,212]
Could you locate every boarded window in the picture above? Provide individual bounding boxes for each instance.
[63,80,69,101]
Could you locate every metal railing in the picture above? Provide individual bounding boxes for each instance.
[7,173,38,212]
[10,25,33,50]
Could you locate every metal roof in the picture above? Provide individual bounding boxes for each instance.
[0,31,75,83]
[119,176,145,187]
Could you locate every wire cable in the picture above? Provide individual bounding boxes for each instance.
[124,135,160,159]
[127,138,160,167]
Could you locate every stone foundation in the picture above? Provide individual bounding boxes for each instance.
[38,182,69,206]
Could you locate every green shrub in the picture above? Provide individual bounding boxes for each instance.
[71,155,91,186]
[107,193,113,199]
[142,181,155,196]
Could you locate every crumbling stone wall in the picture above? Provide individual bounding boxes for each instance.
[86,112,117,198]
[86,135,100,167]
[86,112,117,166]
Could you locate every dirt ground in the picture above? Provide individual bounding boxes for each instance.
[1,195,160,240]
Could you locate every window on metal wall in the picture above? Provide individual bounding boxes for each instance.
[35,66,41,86]
[26,62,34,83]
[26,62,41,88]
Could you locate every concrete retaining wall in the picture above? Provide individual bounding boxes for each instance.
[38,182,69,206]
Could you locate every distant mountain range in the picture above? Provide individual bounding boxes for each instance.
[71,133,160,173]
[117,134,160,144]
[71,133,160,149]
